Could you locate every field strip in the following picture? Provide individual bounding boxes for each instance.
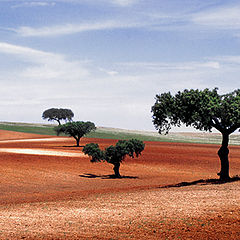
[0,148,84,157]
[0,137,68,143]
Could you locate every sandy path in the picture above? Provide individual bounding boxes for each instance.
[0,148,83,157]
[0,137,67,143]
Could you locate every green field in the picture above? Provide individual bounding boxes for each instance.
[0,121,240,145]
[0,122,56,135]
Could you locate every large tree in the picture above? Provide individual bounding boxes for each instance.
[55,121,96,147]
[42,108,74,125]
[152,88,240,181]
[83,139,145,178]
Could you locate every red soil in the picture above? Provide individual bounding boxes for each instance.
[0,129,55,141]
[0,130,239,239]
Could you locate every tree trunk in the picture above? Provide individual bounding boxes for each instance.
[57,119,61,125]
[76,138,80,147]
[217,133,230,180]
[113,162,121,178]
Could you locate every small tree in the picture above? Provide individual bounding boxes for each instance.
[55,121,96,147]
[42,108,74,125]
[83,139,145,178]
[152,88,240,181]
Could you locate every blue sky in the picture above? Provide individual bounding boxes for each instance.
[0,0,240,131]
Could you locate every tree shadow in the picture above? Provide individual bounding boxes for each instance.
[79,173,139,179]
[51,145,84,149]
[159,176,240,189]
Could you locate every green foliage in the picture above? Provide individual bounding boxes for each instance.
[127,138,146,157]
[42,108,74,125]
[152,88,240,180]
[83,139,145,165]
[55,121,96,146]
[82,143,104,162]
[152,88,240,134]
[105,139,145,164]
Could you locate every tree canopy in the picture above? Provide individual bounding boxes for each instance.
[55,121,96,147]
[83,139,145,178]
[42,108,74,125]
[152,88,240,180]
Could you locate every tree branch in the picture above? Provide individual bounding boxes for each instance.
[227,124,240,134]
[211,117,223,132]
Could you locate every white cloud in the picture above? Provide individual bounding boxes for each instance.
[0,42,89,80]
[12,1,56,8]
[12,5,238,39]
[14,20,141,37]
[0,42,61,63]
[62,0,138,7]
[110,57,240,95]
[12,3,240,38]
[108,0,137,6]
[118,61,220,71]
[98,67,119,76]
[212,55,240,64]
[192,5,240,29]
[143,4,240,33]
[7,1,240,37]
[1,42,240,130]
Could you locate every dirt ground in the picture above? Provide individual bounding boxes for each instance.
[0,129,239,239]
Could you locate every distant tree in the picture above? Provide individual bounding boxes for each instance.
[83,139,145,178]
[42,108,74,125]
[152,88,240,181]
[55,121,96,147]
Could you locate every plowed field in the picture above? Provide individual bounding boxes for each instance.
[0,130,239,239]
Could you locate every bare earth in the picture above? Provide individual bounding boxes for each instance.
[0,130,239,239]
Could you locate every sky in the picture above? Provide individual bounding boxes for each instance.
[0,0,240,131]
